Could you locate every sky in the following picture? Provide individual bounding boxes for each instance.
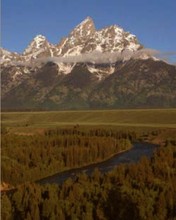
[2,0,176,62]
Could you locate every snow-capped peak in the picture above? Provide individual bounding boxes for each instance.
[23,34,49,55]
[69,17,95,39]
[21,34,57,60]
[33,34,47,44]
[79,16,94,26]
[2,17,145,73]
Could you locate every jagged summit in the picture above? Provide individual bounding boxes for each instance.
[3,17,143,62]
[1,16,156,73]
[69,17,95,39]
[1,17,147,75]
[81,16,94,24]
[23,34,49,55]
[21,34,57,61]
[55,17,142,57]
[33,34,47,44]
[76,16,95,28]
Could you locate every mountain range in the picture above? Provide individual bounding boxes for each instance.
[1,17,176,110]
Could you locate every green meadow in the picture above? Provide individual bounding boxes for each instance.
[2,109,176,134]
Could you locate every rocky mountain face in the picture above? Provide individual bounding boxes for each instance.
[1,17,176,110]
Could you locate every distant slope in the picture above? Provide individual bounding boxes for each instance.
[89,59,176,108]
[2,59,176,110]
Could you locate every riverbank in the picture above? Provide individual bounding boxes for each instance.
[38,142,158,185]
[37,146,132,184]
[1,144,132,193]
[1,142,158,193]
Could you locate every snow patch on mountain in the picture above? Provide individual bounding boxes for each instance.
[0,48,20,66]
[87,64,115,80]
[57,63,75,74]
[63,45,83,57]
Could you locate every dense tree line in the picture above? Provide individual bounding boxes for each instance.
[2,141,176,220]
[1,128,132,185]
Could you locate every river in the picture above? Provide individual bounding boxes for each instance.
[38,142,158,185]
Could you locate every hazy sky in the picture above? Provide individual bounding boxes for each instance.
[2,0,176,62]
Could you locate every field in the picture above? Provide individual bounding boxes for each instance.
[1,109,176,134]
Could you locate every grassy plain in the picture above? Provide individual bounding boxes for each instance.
[1,109,176,134]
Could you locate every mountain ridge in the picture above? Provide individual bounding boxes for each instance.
[1,17,176,110]
[1,17,142,62]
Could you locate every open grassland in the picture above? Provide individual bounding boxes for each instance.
[1,109,176,134]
